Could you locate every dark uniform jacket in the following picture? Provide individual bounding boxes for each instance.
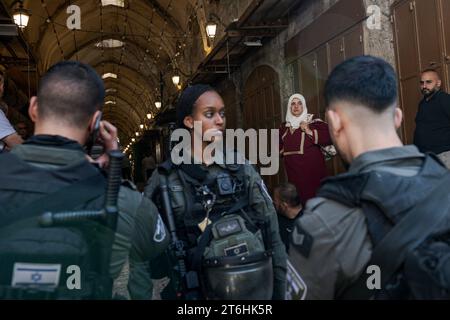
[289,146,428,299]
[0,135,169,299]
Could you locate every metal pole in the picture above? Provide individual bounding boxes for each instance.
[160,71,164,109]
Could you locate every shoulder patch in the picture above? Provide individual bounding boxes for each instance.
[153,214,167,243]
[286,260,308,300]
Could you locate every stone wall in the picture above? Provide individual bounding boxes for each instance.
[363,0,397,67]
[214,0,401,126]
[219,0,342,127]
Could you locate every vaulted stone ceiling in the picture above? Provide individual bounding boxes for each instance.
[2,0,217,146]
[2,0,300,148]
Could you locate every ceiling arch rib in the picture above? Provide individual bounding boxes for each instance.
[95,61,156,89]
[64,34,160,61]
[104,109,136,129]
[104,95,142,125]
[103,95,145,122]
[105,119,133,142]
[93,62,157,96]
[104,82,154,113]
[102,76,154,111]
[104,113,134,133]
[103,81,155,115]
[35,0,183,43]
[95,64,158,117]
[104,93,147,122]
[40,31,171,77]
[103,105,139,129]
[6,0,203,147]
[103,112,135,137]
[142,0,184,32]
[37,2,180,71]
[35,0,100,70]
[103,111,142,142]
[69,41,162,87]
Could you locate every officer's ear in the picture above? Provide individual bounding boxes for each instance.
[29,96,39,123]
[88,110,102,133]
[183,115,194,129]
[394,107,403,130]
[281,201,289,212]
[326,108,342,137]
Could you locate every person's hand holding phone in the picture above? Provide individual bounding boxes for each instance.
[99,120,119,151]
[88,120,119,169]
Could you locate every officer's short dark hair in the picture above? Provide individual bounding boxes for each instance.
[274,183,301,207]
[37,61,104,126]
[324,55,398,113]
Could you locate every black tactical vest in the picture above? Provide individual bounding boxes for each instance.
[157,160,273,300]
[0,147,112,299]
[317,153,450,298]
[318,154,448,246]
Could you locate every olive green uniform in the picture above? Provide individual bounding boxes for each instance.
[3,137,169,299]
[144,158,287,300]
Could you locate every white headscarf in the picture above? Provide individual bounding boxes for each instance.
[285,93,310,129]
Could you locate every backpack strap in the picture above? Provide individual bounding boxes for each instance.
[339,172,450,299]
[0,172,106,229]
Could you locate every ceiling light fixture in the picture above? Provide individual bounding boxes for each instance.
[102,73,117,79]
[206,22,217,39]
[172,75,180,86]
[13,2,30,29]
[101,0,124,7]
[243,39,263,47]
[96,39,124,48]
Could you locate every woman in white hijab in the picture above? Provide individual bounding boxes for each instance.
[279,93,334,205]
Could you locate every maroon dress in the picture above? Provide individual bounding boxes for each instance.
[279,120,332,205]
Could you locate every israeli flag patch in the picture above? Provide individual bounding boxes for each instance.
[12,263,61,288]
[153,214,167,243]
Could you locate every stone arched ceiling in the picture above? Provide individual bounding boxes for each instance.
[3,0,211,146]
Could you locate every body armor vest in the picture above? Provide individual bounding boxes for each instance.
[317,154,450,299]
[158,160,274,300]
[0,147,112,299]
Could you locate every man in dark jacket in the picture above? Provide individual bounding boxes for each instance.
[273,183,302,253]
[413,69,450,168]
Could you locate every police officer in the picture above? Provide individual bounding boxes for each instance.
[144,84,287,300]
[289,56,450,299]
[0,61,168,299]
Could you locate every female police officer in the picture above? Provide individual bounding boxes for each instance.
[144,84,286,300]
